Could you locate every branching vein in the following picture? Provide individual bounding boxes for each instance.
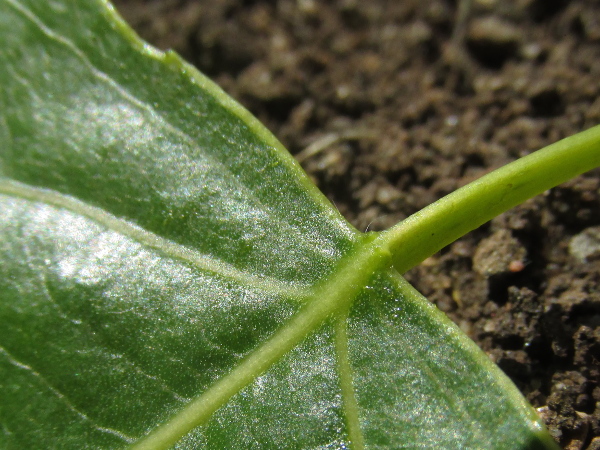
[0,345,134,443]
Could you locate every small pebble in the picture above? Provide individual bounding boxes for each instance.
[569,226,600,262]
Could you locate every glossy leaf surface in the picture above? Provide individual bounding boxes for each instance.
[0,1,556,448]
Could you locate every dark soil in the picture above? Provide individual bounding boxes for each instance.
[112,1,600,448]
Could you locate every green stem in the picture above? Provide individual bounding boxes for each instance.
[377,124,600,274]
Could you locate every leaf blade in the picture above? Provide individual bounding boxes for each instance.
[0,0,558,449]
[1,0,358,284]
[348,272,556,449]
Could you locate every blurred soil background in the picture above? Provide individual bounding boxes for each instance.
[112,0,600,447]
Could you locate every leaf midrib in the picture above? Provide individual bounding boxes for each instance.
[131,237,392,449]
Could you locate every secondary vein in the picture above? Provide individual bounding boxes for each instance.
[4,0,356,266]
[0,179,309,299]
[334,313,365,450]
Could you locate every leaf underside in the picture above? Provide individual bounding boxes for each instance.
[0,0,556,448]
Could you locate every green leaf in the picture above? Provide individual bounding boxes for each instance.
[0,0,559,448]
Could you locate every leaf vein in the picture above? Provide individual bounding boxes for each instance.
[0,179,311,298]
[0,345,135,443]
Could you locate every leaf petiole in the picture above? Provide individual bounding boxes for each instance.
[377,124,600,273]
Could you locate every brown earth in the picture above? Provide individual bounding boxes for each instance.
[112,1,600,448]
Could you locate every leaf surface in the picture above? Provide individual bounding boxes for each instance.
[0,1,557,448]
